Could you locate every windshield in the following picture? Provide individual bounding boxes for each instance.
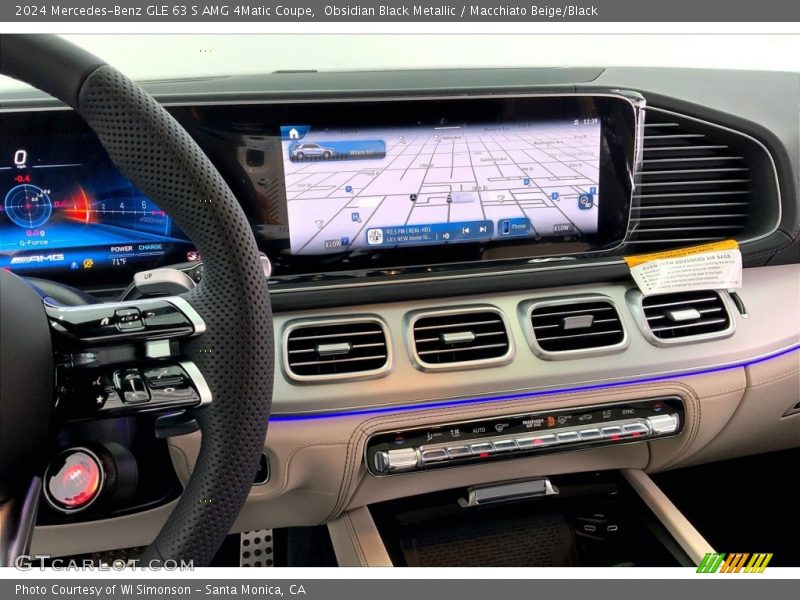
[1,33,798,91]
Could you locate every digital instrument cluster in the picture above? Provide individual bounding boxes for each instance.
[0,125,194,282]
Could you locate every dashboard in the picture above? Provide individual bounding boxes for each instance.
[2,92,641,287]
[4,65,798,554]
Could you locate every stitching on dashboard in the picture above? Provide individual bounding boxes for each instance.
[747,367,800,388]
[166,442,192,480]
[655,385,702,470]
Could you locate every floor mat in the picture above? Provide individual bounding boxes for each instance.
[400,511,576,567]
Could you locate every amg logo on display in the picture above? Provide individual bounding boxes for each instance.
[10,253,64,264]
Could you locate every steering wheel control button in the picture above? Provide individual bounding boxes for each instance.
[115,307,144,331]
[44,449,104,513]
[365,397,685,475]
[114,368,150,404]
[45,298,201,345]
[143,365,189,390]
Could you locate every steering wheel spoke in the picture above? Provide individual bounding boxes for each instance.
[47,297,211,420]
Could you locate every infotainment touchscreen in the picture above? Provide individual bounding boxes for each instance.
[280,118,603,255]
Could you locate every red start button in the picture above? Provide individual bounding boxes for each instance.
[44,449,103,512]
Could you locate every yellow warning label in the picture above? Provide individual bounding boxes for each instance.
[624,240,740,269]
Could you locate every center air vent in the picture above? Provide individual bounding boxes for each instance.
[528,297,627,358]
[634,290,734,345]
[284,317,390,381]
[628,110,755,249]
[410,307,512,370]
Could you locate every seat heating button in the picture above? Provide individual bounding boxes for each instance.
[420,448,449,464]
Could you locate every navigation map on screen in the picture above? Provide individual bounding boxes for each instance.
[280,118,601,255]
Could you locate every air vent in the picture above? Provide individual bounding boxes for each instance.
[411,308,512,370]
[628,111,752,248]
[528,297,627,358]
[284,318,390,381]
[637,290,734,345]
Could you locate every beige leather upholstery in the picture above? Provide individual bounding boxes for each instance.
[34,366,762,555]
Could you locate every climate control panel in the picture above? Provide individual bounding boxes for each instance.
[365,397,684,476]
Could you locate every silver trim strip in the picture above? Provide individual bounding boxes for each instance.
[166,296,207,335]
[178,360,213,407]
[44,295,206,337]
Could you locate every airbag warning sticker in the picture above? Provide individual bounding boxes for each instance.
[624,240,742,295]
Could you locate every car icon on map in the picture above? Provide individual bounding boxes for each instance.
[290,142,335,161]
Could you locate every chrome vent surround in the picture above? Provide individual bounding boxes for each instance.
[526,296,628,359]
[283,317,390,381]
[628,110,752,248]
[628,290,735,346]
[410,307,513,371]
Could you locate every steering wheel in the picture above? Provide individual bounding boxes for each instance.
[0,35,274,566]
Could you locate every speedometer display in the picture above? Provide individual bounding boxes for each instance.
[0,125,195,281]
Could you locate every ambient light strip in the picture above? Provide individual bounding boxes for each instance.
[270,344,800,423]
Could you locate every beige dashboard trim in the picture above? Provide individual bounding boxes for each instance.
[327,507,393,567]
[623,469,715,566]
